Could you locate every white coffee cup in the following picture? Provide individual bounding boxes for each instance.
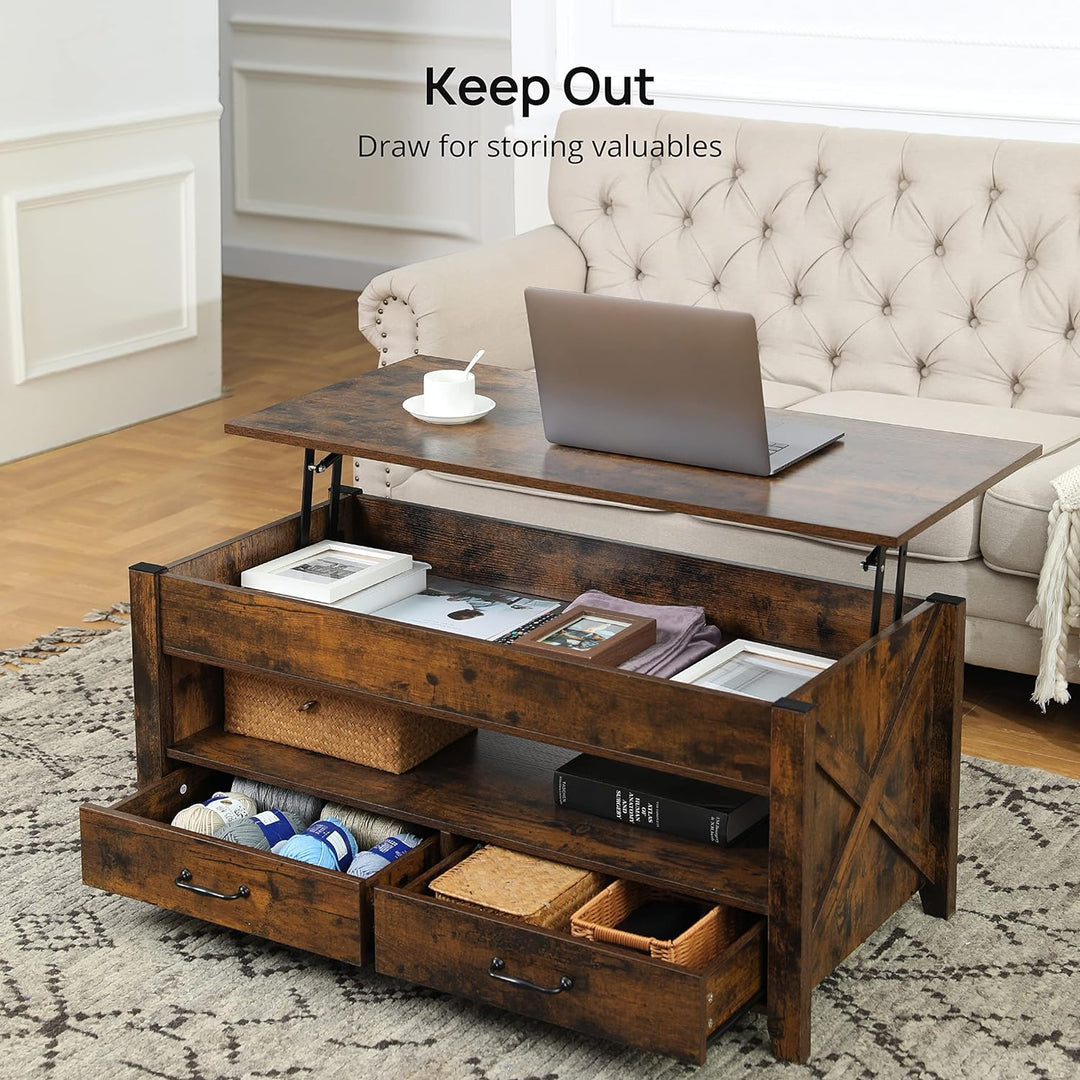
[423,369,476,417]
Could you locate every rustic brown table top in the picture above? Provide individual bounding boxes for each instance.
[226,356,1041,547]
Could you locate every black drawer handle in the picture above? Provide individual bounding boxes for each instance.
[175,868,250,901]
[488,957,573,994]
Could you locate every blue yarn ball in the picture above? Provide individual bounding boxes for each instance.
[273,834,337,868]
[272,816,358,872]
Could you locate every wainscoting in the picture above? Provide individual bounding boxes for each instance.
[0,107,222,462]
[219,3,514,289]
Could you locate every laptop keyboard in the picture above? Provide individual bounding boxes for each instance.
[768,441,789,455]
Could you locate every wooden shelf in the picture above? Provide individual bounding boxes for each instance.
[168,726,770,913]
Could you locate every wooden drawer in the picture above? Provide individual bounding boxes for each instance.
[374,849,765,1064]
[80,765,438,964]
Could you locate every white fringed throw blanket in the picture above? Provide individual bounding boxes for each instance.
[1027,466,1080,709]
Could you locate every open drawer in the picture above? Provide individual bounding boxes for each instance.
[80,765,439,964]
[374,847,765,1064]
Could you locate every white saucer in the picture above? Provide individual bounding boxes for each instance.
[402,395,496,425]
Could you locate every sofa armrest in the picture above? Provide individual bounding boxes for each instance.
[353,457,419,499]
[358,225,586,370]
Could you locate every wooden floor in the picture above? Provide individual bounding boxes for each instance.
[0,278,375,648]
[1,278,1075,778]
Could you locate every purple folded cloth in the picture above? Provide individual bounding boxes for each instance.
[564,590,722,678]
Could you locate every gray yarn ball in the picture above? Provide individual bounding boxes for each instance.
[215,809,308,850]
[230,777,321,824]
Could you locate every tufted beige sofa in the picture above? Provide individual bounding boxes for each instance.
[357,107,1080,681]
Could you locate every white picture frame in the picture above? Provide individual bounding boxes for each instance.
[671,639,834,702]
[240,540,411,603]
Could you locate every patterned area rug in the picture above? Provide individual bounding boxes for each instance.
[1,625,1077,1080]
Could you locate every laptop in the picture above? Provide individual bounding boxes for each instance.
[524,288,844,476]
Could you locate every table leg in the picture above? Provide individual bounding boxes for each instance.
[768,701,815,1063]
[919,593,964,919]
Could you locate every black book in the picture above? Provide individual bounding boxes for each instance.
[553,754,768,847]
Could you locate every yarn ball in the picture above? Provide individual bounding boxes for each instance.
[347,831,424,879]
[230,777,321,824]
[272,817,358,872]
[171,791,258,836]
[215,809,307,850]
[321,801,414,850]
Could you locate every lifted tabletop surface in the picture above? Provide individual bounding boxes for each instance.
[225,356,1041,548]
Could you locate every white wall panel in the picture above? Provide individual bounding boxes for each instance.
[0,111,221,464]
[232,66,479,239]
[0,2,218,135]
[0,1,221,464]
[220,0,514,290]
[8,166,196,383]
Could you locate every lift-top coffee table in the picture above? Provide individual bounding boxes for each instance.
[83,357,1040,1064]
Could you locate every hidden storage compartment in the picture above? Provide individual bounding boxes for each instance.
[79,765,439,964]
[374,846,765,1064]
[166,494,888,660]
[155,494,906,795]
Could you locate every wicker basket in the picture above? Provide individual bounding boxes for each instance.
[431,846,605,929]
[223,670,474,774]
[570,878,744,967]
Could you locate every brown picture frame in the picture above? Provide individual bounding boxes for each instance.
[513,606,656,667]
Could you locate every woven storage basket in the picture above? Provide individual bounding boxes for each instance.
[431,846,605,929]
[570,878,743,967]
[223,670,474,774]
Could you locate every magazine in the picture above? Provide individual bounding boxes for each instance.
[374,575,563,641]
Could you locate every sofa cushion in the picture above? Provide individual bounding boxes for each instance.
[764,381,818,408]
[791,391,1080,450]
[789,391,1080,561]
[981,440,1080,577]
